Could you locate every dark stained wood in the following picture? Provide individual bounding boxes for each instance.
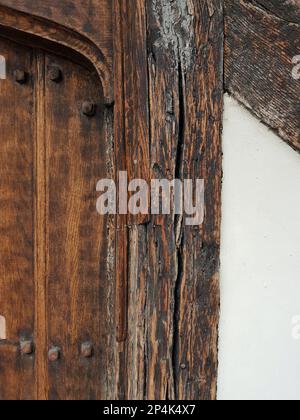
[119,0,150,207]
[112,1,129,400]
[172,0,223,399]
[125,0,223,400]
[0,37,35,400]
[225,0,300,152]
[255,0,300,23]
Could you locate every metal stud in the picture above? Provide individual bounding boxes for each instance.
[81,342,93,358]
[14,70,27,84]
[48,66,62,83]
[20,339,34,355]
[82,101,96,117]
[48,346,60,362]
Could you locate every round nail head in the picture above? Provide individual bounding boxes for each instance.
[20,340,34,355]
[82,101,96,117]
[14,70,27,84]
[81,342,93,358]
[48,347,60,362]
[49,66,62,83]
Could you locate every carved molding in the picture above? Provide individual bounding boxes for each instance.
[0,5,113,104]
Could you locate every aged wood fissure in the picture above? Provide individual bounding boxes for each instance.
[121,0,223,400]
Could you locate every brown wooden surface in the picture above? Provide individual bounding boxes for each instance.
[45,53,108,400]
[0,3,113,103]
[0,0,113,68]
[0,0,225,400]
[124,0,223,400]
[255,0,300,23]
[0,37,35,400]
[1,0,299,401]
[113,0,150,346]
[225,0,300,152]
[0,35,112,400]
[112,1,151,399]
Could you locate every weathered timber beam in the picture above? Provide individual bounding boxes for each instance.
[225,0,300,152]
[126,0,223,400]
[255,0,300,23]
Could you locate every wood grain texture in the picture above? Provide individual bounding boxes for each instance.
[0,0,113,71]
[44,53,108,400]
[0,37,35,400]
[255,0,300,23]
[0,34,114,400]
[225,0,300,152]
[113,0,151,399]
[119,0,150,203]
[0,4,112,103]
[124,0,223,400]
[34,50,48,401]
[0,0,225,400]
[0,1,116,401]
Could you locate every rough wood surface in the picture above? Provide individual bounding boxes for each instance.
[0,37,35,401]
[124,0,223,400]
[113,0,150,346]
[225,0,300,152]
[255,0,300,23]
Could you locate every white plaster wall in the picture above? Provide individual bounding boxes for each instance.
[218,95,300,401]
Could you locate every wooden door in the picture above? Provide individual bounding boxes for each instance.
[0,35,109,400]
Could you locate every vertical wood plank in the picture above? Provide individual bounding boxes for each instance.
[45,53,108,400]
[121,0,150,198]
[113,0,151,398]
[173,1,223,399]
[34,50,48,401]
[113,0,129,399]
[125,0,224,400]
[0,0,223,401]
[0,37,35,400]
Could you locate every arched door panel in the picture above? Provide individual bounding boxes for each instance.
[0,37,35,400]
[0,36,108,400]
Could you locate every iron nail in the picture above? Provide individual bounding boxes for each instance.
[48,66,62,83]
[82,101,96,117]
[20,339,34,355]
[14,70,27,84]
[81,342,93,358]
[48,346,60,362]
